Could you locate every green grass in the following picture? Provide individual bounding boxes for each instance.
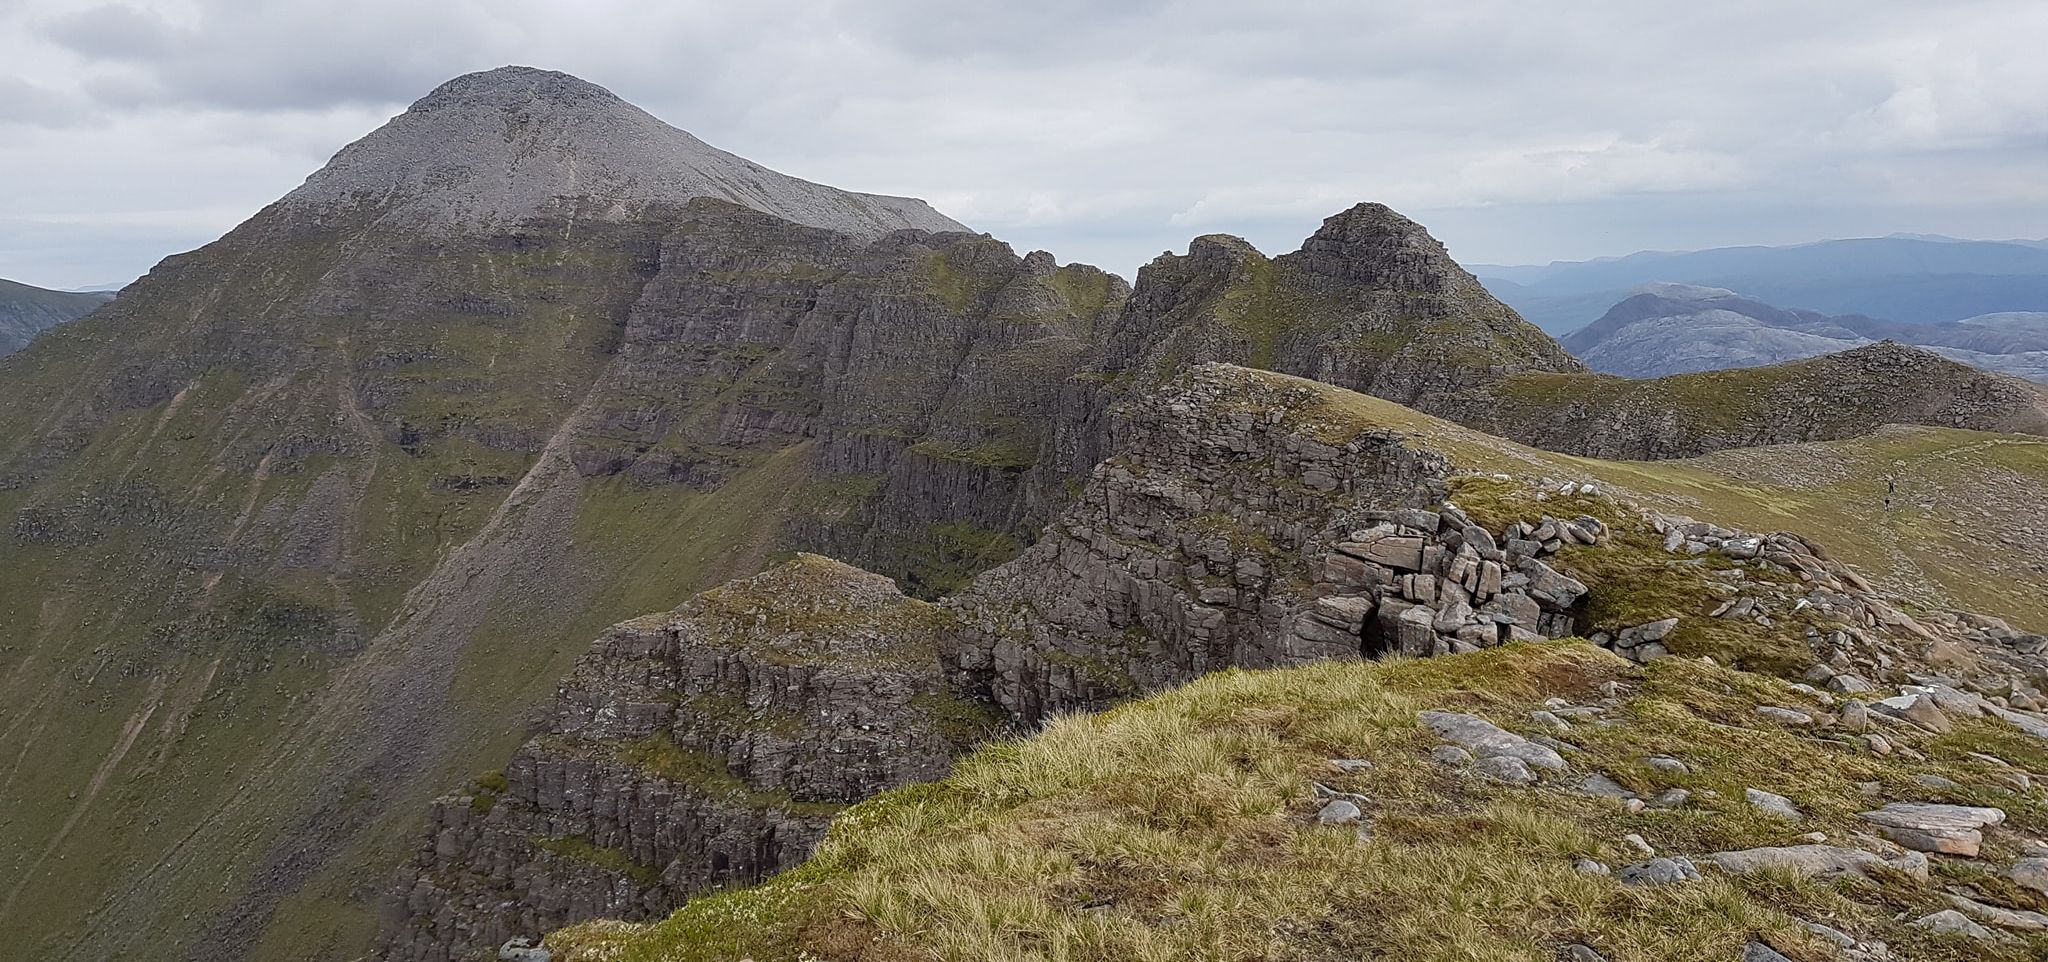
[615,734,844,818]
[534,836,662,888]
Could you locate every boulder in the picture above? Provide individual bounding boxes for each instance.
[1910,909,1997,941]
[1419,711,1567,771]
[1617,857,1701,886]
[1745,788,1802,820]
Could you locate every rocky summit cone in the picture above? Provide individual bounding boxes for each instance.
[278,65,966,237]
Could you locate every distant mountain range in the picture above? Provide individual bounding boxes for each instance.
[1561,282,2048,381]
[1476,235,2048,333]
[0,278,112,357]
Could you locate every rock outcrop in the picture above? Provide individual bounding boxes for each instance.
[380,556,987,960]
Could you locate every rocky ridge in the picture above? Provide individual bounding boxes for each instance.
[380,556,984,959]
[0,276,110,357]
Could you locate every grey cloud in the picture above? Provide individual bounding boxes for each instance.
[39,3,179,61]
[2,0,2047,289]
[0,76,85,126]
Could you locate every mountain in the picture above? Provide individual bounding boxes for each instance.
[412,362,2048,961]
[0,277,112,356]
[1562,284,2048,381]
[5,64,2048,962]
[1476,236,2048,333]
[0,66,1092,962]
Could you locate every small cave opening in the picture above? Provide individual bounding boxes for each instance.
[1359,612,1394,660]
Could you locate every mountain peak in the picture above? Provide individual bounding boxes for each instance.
[1287,201,1479,294]
[278,66,967,238]
[410,65,624,112]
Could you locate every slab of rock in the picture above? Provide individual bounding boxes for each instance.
[1702,844,1923,882]
[1419,711,1567,771]
[1947,893,2048,931]
[1560,945,1609,962]
[2010,856,2048,896]
[1647,788,1690,809]
[1518,558,1588,608]
[1472,755,1536,784]
[1859,802,2005,856]
[1874,693,1953,733]
[1755,706,1814,725]
[1644,756,1689,775]
[1579,773,1636,799]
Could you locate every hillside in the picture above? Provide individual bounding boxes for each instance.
[1560,285,2048,381]
[0,277,111,356]
[438,363,2048,962]
[1477,237,2048,333]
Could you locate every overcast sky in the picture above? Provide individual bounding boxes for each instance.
[3,0,2047,289]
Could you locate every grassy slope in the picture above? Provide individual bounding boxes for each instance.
[556,643,2048,962]
[0,225,827,960]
